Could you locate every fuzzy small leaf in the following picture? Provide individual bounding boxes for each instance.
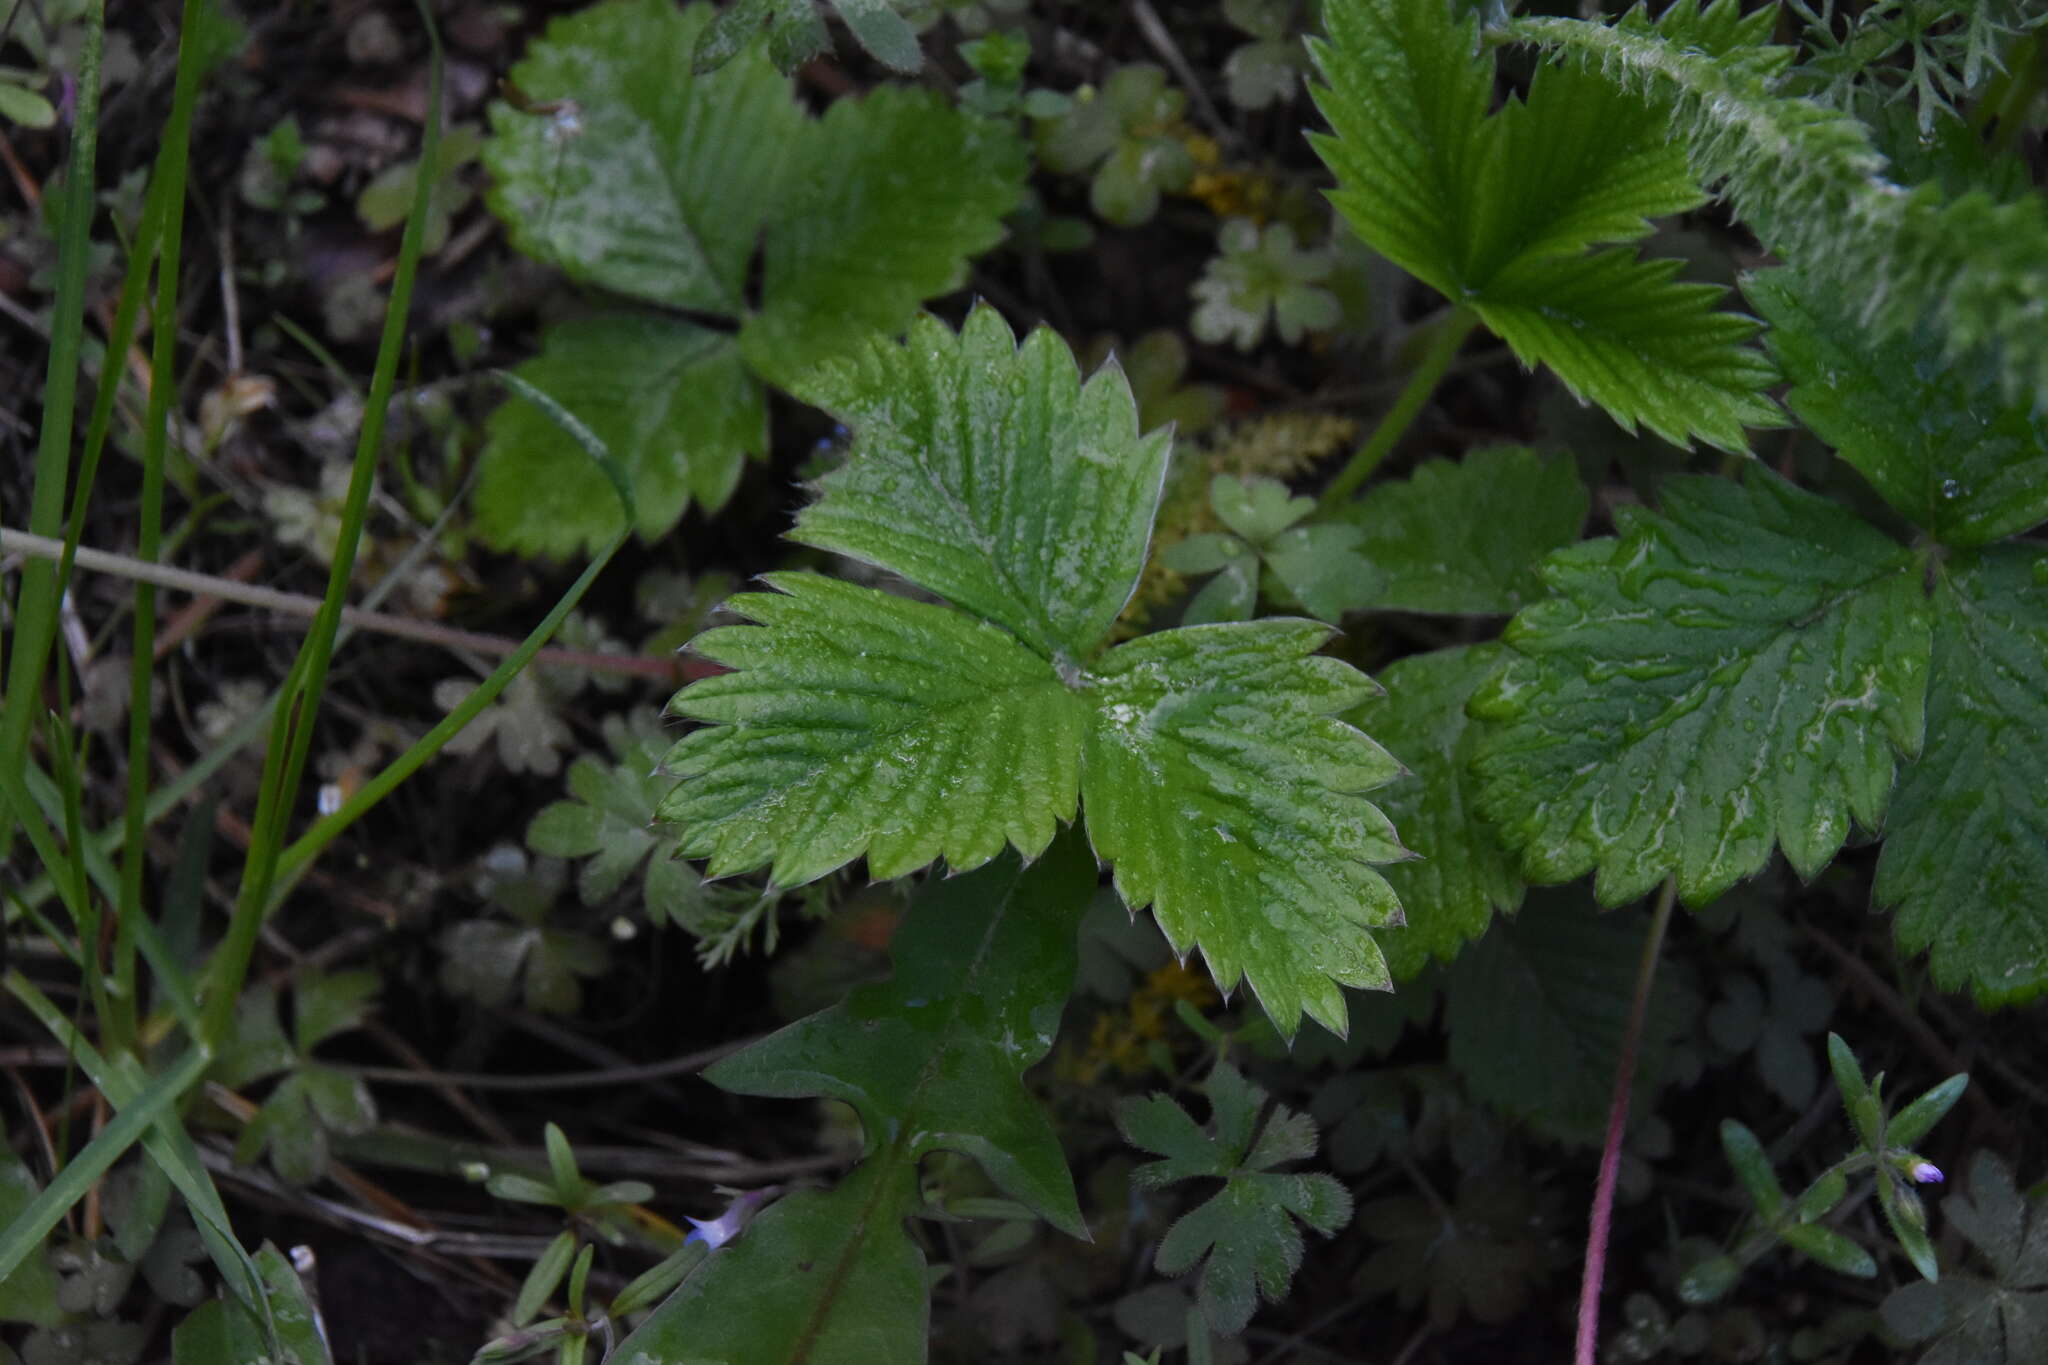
[1875,547,2048,1005]
[1350,645,1523,980]
[1119,1064,1350,1336]
[791,307,1170,669]
[1081,622,1405,1038]
[1341,447,1588,615]
[1471,468,1931,907]
[612,1162,927,1365]
[1750,269,2048,548]
[662,573,1084,886]
[477,315,763,555]
[707,839,1096,1234]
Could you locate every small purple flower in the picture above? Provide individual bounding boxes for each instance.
[1910,1161,1944,1185]
[684,1188,773,1250]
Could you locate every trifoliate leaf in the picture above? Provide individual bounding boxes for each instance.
[1341,447,1588,615]
[740,88,1028,388]
[1081,622,1405,1036]
[706,837,1096,1234]
[439,852,609,1016]
[790,307,1171,670]
[212,979,379,1185]
[1442,895,1699,1140]
[1308,0,1777,451]
[1880,1152,2048,1365]
[483,0,1026,552]
[476,315,763,557]
[1034,65,1193,227]
[1875,547,2048,1005]
[662,573,1085,886]
[1750,268,2048,549]
[484,0,801,317]
[1470,468,1931,907]
[1190,220,1339,351]
[1350,646,1523,980]
[1119,1063,1351,1336]
[667,311,1411,1037]
[527,709,698,916]
[1210,474,1312,544]
[436,672,574,777]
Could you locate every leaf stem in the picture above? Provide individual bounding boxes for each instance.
[1574,875,1677,1365]
[1317,307,1477,512]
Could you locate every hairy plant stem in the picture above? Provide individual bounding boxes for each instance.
[1317,307,1477,512]
[1574,876,1677,1365]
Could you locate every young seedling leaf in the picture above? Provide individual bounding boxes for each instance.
[476,315,764,557]
[1120,1063,1351,1336]
[1340,447,1588,615]
[1470,468,1931,907]
[662,574,1085,886]
[1309,0,1776,450]
[1750,269,2048,548]
[1875,547,2048,1005]
[790,307,1171,669]
[1348,645,1523,979]
[708,838,1096,1234]
[527,708,696,914]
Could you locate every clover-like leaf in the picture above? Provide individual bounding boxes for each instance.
[1349,645,1523,980]
[691,0,925,74]
[527,708,700,917]
[1191,219,1339,351]
[439,851,610,1016]
[1356,1163,1566,1328]
[1309,0,1778,450]
[1751,268,2048,548]
[667,308,1407,1037]
[1471,468,1931,907]
[1881,1152,2048,1365]
[214,977,380,1185]
[1340,446,1588,615]
[1875,547,2048,1005]
[1035,64,1193,227]
[480,0,1026,553]
[1119,1063,1351,1336]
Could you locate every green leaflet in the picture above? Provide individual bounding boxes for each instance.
[1749,269,2048,549]
[667,308,1406,1036]
[1470,468,1931,907]
[1308,0,1778,451]
[477,314,763,558]
[1876,548,2048,1006]
[692,0,925,76]
[1082,621,1406,1034]
[1341,447,1588,616]
[616,843,1096,1364]
[1349,645,1523,980]
[478,0,1026,554]
[1442,894,1700,1141]
[1118,1063,1352,1336]
[663,574,1086,887]
[790,308,1172,669]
